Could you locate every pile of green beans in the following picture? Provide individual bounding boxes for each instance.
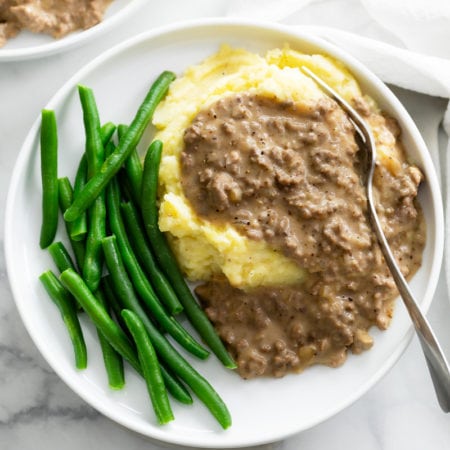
[38,71,233,429]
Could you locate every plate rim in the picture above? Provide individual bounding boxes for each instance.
[4,17,444,448]
[0,0,147,62]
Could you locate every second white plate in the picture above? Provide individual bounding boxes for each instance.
[0,0,147,61]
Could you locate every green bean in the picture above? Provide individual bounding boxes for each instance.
[78,85,106,292]
[58,177,85,271]
[48,241,77,273]
[70,124,115,243]
[118,124,143,206]
[71,154,88,241]
[64,71,176,222]
[39,110,59,249]
[59,268,141,373]
[78,85,104,178]
[159,365,192,405]
[83,195,106,292]
[116,124,127,138]
[96,288,125,390]
[141,141,236,370]
[106,178,208,359]
[122,309,174,425]
[101,122,116,147]
[121,202,183,315]
[39,270,87,369]
[101,276,130,336]
[101,236,231,429]
[101,276,191,403]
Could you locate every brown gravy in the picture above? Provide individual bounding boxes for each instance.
[181,93,425,379]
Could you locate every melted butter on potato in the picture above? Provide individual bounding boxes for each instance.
[153,45,404,288]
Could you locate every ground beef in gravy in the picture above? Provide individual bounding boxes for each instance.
[0,0,112,47]
[181,93,425,379]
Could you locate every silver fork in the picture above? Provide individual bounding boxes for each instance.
[301,66,450,412]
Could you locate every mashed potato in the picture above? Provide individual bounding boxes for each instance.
[153,45,403,288]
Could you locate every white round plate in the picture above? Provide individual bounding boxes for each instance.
[0,0,147,61]
[4,19,444,448]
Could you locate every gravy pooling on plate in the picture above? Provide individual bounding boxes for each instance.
[153,45,426,379]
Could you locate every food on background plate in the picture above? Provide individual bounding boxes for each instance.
[154,45,426,379]
[0,0,113,47]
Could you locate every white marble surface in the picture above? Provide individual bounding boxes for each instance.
[1,1,450,449]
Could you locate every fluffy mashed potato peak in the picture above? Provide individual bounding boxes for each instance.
[152,44,399,288]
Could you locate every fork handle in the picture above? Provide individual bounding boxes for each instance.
[300,64,450,412]
[367,196,450,413]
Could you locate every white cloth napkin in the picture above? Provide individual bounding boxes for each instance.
[227,0,450,299]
